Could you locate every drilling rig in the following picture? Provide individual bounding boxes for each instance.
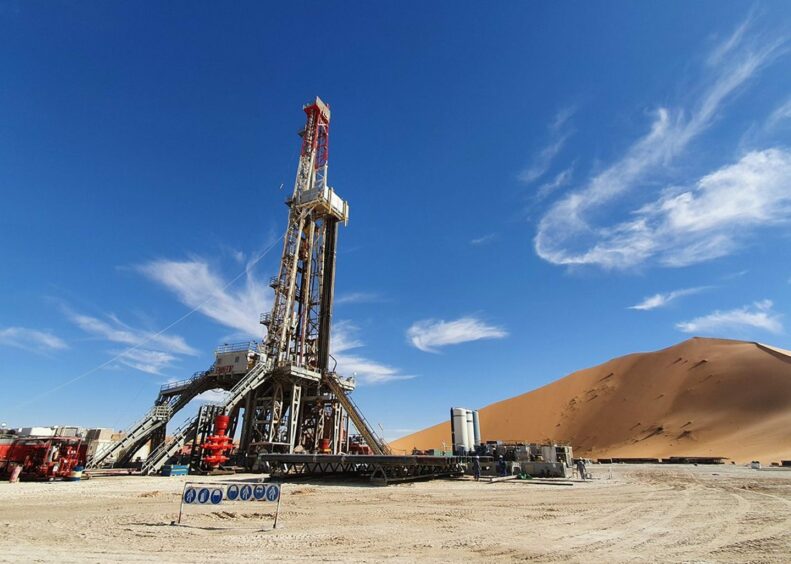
[236,95,389,461]
[87,97,389,474]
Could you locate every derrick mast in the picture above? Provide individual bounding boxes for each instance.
[264,97,348,370]
[238,96,380,458]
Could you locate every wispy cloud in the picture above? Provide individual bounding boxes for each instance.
[551,148,791,269]
[534,17,786,269]
[629,286,710,311]
[536,165,574,201]
[407,316,508,353]
[676,299,782,334]
[766,96,791,130]
[470,233,497,246]
[65,309,197,355]
[518,107,575,185]
[139,256,408,384]
[115,348,179,375]
[137,258,270,337]
[332,321,412,384]
[723,270,749,280]
[63,308,197,376]
[0,326,68,353]
[707,10,754,66]
[335,291,385,305]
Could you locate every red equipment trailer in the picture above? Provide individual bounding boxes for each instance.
[0,436,87,481]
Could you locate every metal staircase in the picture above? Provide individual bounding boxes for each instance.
[140,415,198,475]
[88,366,220,469]
[324,373,390,455]
[220,361,270,414]
[140,363,270,474]
[86,405,171,469]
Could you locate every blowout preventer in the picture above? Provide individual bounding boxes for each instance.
[200,415,234,469]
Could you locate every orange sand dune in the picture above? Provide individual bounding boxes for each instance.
[391,338,791,463]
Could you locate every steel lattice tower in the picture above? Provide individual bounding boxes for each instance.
[237,97,387,460]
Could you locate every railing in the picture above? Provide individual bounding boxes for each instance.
[87,404,171,468]
[325,373,390,455]
[159,370,206,393]
[226,362,266,398]
[215,341,258,354]
[260,312,272,325]
[141,415,198,475]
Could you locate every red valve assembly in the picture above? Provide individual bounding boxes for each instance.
[200,415,234,469]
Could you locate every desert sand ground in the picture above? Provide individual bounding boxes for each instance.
[1,464,791,562]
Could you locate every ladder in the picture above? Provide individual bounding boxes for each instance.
[324,373,390,455]
[86,405,171,468]
[140,414,198,475]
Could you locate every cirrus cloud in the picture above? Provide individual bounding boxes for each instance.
[534,17,787,270]
[407,317,508,353]
[0,326,68,353]
[676,299,782,335]
[629,286,711,311]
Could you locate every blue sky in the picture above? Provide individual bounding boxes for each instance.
[2,2,791,438]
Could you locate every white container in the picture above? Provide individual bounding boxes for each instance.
[18,427,55,437]
[465,410,475,451]
[451,408,469,454]
[541,445,557,464]
[472,410,481,446]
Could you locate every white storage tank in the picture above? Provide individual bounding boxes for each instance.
[541,445,557,463]
[451,408,469,454]
[465,410,475,452]
[472,410,481,446]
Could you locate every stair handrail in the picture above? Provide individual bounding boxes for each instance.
[141,415,198,474]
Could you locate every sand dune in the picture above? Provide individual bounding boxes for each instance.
[391,338,791,463]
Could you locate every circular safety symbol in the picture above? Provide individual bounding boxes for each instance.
[197,488,211,504]
[266,484,280,502]
[183,487,197,504]
[253,484,266,500]
[210,488,223,505]
[226,484,239,501]
[240,484,253,501]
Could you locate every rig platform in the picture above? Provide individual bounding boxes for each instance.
[258,453,482,486]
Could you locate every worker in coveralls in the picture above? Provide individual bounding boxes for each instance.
[576,458,587,481]
[472,456,481,481]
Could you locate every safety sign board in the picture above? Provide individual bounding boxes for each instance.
[177,480,284,530]
[182,483,280,505]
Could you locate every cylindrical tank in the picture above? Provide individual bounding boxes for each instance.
[472,410,481,446]
[451,408,469,454]
[465,410,475,453]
